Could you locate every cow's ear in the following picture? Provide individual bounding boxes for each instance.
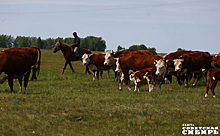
[154,60,157,65]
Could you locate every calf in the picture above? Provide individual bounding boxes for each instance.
[129,68,155,92]
[205,68,220,98]
[82,53,117,81]
[0,48,33,93]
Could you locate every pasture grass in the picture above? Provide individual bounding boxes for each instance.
[0,49,219,136]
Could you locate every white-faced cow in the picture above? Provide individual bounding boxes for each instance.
[115,54,166,91]
[173,51,211,87]
[82,53,117,81]
[163,50,197,84]
[104,49,157,66]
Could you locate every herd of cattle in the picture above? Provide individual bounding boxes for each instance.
[0,42,219,98]
[81,49,220,98]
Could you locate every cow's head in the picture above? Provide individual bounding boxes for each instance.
[82,53,91,65]
[0,72,8,84]
[173,59,184,71]
[115,58,121,73]
[154,59,167,76]
[104,51,115,66]
[53,40,62,53]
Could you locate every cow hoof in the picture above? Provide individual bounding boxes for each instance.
[185,84,188,87]
[205,93,208,98]
[213,95,216,98]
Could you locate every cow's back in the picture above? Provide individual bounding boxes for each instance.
[119,54,162,72]
[181,52,211,70]
[3,48,32,76]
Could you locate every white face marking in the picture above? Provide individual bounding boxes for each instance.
[104,52,114,66]
[173,59,184,71]
[82,54,90,65]
[0,72,8,84]
[155,60,166,76]
[115,58,121,72]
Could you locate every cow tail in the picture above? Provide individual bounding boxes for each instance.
[36,47,41,75]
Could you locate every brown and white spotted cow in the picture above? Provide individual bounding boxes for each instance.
[173,51,211,87]
[205,68,220,98]
[0,48,34,93]
[129,68,155,92]
[115,54,166,91]
[82,53,117,81]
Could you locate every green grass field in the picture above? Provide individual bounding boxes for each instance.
[0,49,219,136]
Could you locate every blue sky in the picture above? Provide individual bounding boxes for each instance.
[0,0,220,53]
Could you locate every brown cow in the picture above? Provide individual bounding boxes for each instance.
[211,55,220,69]
[82,53,117,81]
[205,68,220,98]
[129,68,155,92]
[163,50,197,84]
[174,51,211,86]
[17,47,41,80]
[53,40,91,75]
[104,49,157,66]
[115,54,166,91]
[0,48,33,93]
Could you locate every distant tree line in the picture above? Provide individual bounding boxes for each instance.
[117,44,156,51]
[0,34,106,51]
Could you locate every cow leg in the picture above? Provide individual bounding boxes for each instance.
[205,78,210,97]
[191,73,197,86]
[85,65,91,75]
[18,78,23,93]
[68,62,75,74]
[113,70,118,81]
[210,81,217,98]
[119,73,124,91]
[134,82,140,92]
[23,71,31,94]
[31,66,37,80]
[92,71,96,81]
[185,72,190,87]
[96,70,100,80]
[100,71,103,79]
[61,61,68,75]
[8,76,14,93]
[147,77,155,92]
[127,80,131,91]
